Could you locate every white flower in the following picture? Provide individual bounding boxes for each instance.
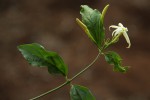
[109,23,131,48]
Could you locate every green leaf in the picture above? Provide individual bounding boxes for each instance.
[101,4,109,24]
[76,18,96,43]
[70,84,95,100]
[104,51,128,73]
[80,5,105,48]
[18,43,68,76]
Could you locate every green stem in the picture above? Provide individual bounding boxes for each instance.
[104,33,122,49]
[29,52,101,100]
[30,81,69,100]
[70,52,101,81]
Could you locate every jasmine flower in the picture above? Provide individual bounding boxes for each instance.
[109,23,131,48]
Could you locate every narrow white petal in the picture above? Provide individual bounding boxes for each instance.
[123,32,131,48]
[114,29,122,37]
[118,23,123,27]
[112,28,122,36]
[112,29,117,36]
[109,25,119,30]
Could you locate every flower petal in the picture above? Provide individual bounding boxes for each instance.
[112,29,117,36]
[118,23,124,27]
[123,32,131,48]
[114,29,122,37]
[112,28,122,37]
[109,25,119,30]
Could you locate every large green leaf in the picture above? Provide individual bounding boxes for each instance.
[104,51,128,73]
[80,5,105,48]
[18,43,68,76]
[70,84,95,100]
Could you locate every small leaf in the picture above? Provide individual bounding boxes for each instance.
[76,18,95,43]
[70,84,95,100]
[104,51,128,73]
[79,5,105,48]
[18,43,68,76]
[101,4,109,24]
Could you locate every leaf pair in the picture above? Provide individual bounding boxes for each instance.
[18,43,68,76]
[18,43,96,99]
[76,5,109,49]
[104,51,128,73]
[70,85,95,100]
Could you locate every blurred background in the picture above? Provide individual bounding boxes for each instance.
[0,0,150,100]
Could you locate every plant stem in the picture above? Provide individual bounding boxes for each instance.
[30,81,69,100]
[70,52,101,81]
[104,32,123,49]
[30,52,101,100]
